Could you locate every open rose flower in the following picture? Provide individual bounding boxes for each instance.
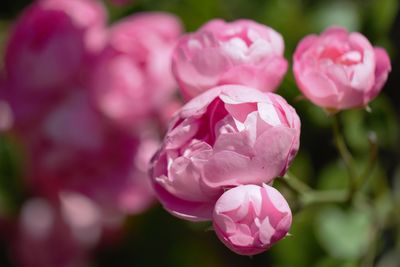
[90,12,182,130]
[172,19,288,100]
[293,26,391,110]
[151,85,300,221]
[213,184,292,255]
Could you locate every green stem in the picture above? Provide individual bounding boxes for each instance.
[282,172,311,194]
[281,172,347,207]
[358,132,378,193]
[300,190,348,206]
[332,114,357,199]
[332,114,356,177]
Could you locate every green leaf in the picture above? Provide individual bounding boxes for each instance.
[316,206,371,260]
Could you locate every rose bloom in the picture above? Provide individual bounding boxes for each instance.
[213,184,292,255]
[90,12,182,130]
[151,85,300,221]
[172,19,288,100]
[293,26,391,110]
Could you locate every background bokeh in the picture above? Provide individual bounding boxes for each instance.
[0,0,399,266]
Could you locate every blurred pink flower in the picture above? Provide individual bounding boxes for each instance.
[4,0,107,132]
[90,12,182,131]
[12,197,96,267]
[172,19,288,100]
[21,92,155,215]
[293,26,391,110]
[213,184,292,255]
[5,0,107,92]
[151,85,300,221]
[39,0,108,54]
[155,97,183,129]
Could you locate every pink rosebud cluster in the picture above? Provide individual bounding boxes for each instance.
[293,27,391,110]
[172,19,288,100]
[151,85,300,254]
[0,0,182,266]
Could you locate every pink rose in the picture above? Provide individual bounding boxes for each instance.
[151,85,300,221]
[293,26,391,110]
[172,19,288,100]
[90,12,182,130]
[213,184,292,255]
[5,0,106,92]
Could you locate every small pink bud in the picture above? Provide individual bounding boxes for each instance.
[213,184,292,255]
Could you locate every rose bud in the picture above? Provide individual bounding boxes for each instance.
[90,12,182,131]
[213,184,292,255]
[293,26,391,110]
[172,19,288,100]
[151,85,300,221]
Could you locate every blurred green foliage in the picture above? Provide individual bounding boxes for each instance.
[0,0,399,266]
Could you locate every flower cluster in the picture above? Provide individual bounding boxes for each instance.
[151,19,391,255]
[0,0,391,262]
[0,0,182,266]
[152,19,299,255]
